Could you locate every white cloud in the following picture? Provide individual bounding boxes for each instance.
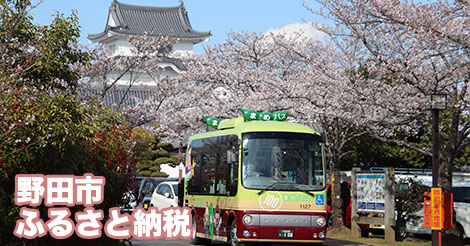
[266,22,325,41]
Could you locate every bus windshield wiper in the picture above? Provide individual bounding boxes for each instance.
[257,182,295,196]
[257,183,315,197]
[291,186,315,197]
[258,182,282,196]
[277,183,315,197]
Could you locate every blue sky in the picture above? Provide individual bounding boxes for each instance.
[31,0,322,54]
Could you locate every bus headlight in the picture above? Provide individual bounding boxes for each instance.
[316,216,326,227]
[243,214,253,225]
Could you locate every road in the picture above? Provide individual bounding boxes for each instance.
[129,238,378,246]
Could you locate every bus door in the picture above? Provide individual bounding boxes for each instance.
[187,135,239,241]
[211,141,238,240]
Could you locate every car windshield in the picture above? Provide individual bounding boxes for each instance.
[453,187,470,202]
[172,184,178,197]
[241,132,325,191]
[132,178,143,195]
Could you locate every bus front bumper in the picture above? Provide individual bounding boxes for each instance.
[236,211,327,242]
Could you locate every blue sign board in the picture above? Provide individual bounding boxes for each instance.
[356,174,385,212]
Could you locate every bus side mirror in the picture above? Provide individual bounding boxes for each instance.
[179,153,186,163]
[227,149,238,163]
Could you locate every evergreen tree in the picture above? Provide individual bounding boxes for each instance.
[133,128,179,177]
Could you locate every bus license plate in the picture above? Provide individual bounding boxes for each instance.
[278,230,293,238]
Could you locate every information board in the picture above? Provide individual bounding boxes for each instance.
[431,187,443,230]
[357,174,385,213]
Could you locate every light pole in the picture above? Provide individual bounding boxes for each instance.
[427,94,446,246]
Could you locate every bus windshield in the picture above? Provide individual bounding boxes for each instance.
[242,132,325,191]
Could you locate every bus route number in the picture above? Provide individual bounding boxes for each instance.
[264,194,280,208]
[259,192,283,211]
[299,204,311,209]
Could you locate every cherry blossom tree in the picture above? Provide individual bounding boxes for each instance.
[304,0,470,193]
[78,33,183,126]
[178,30,371,229]
[0,0,45,160]
[0,1,136,244]
[78,31,271,137]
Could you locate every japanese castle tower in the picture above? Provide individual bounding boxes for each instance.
[86,0,211,107]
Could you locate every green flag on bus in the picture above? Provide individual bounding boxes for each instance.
[239,108,288,121]
[272,111,288,121]
[238,108,260,121]
[202,116,222,131]
[258,112,274,121]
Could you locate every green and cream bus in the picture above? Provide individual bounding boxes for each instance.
[184,117,327,245]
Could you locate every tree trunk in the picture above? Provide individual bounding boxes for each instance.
[439,158,452,193]
[331,167,344,229]
[440,108,459,194]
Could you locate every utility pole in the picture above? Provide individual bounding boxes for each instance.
[177,137,184,207]
[428,94,446,246]
[178,138,183,183]
[431,108,440,246]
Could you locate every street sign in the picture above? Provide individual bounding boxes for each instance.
[431,187,443,230]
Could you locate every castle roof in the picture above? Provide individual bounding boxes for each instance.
[88,1,211,43]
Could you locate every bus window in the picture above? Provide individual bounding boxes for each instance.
[217,152,228,195]
[223,135,239,196]
[227,161,238,196]
[241,132,325,191]
[189,154,202,194]
[201,153,217,194]
[187,135,239,196]
[217,168,227,194]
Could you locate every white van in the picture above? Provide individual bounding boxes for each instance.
[150,181,179,210]
[406,182,470,238]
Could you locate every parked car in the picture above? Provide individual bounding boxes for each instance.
[119,176,144,213]
[137,177,178,210]
[406,182,470,239]
[131,176,144,197]
[150,181,179,210]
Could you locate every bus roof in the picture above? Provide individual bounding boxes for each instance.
[189,118,321,141]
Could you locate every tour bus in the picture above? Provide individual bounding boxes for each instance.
[183,116,327,245]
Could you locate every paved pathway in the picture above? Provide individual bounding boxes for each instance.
[129,238,379,246]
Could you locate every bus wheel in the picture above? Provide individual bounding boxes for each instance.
[229,220,248,246]
[191,215,211,245]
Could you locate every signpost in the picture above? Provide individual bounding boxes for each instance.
[351,168,395,242]
[356,174,385,213]
[427,93,447,246]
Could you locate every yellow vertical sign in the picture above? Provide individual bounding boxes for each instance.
[431,187,443,230]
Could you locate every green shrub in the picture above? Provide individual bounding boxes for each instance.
[133,128,178,176]
[150,172,169,177]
